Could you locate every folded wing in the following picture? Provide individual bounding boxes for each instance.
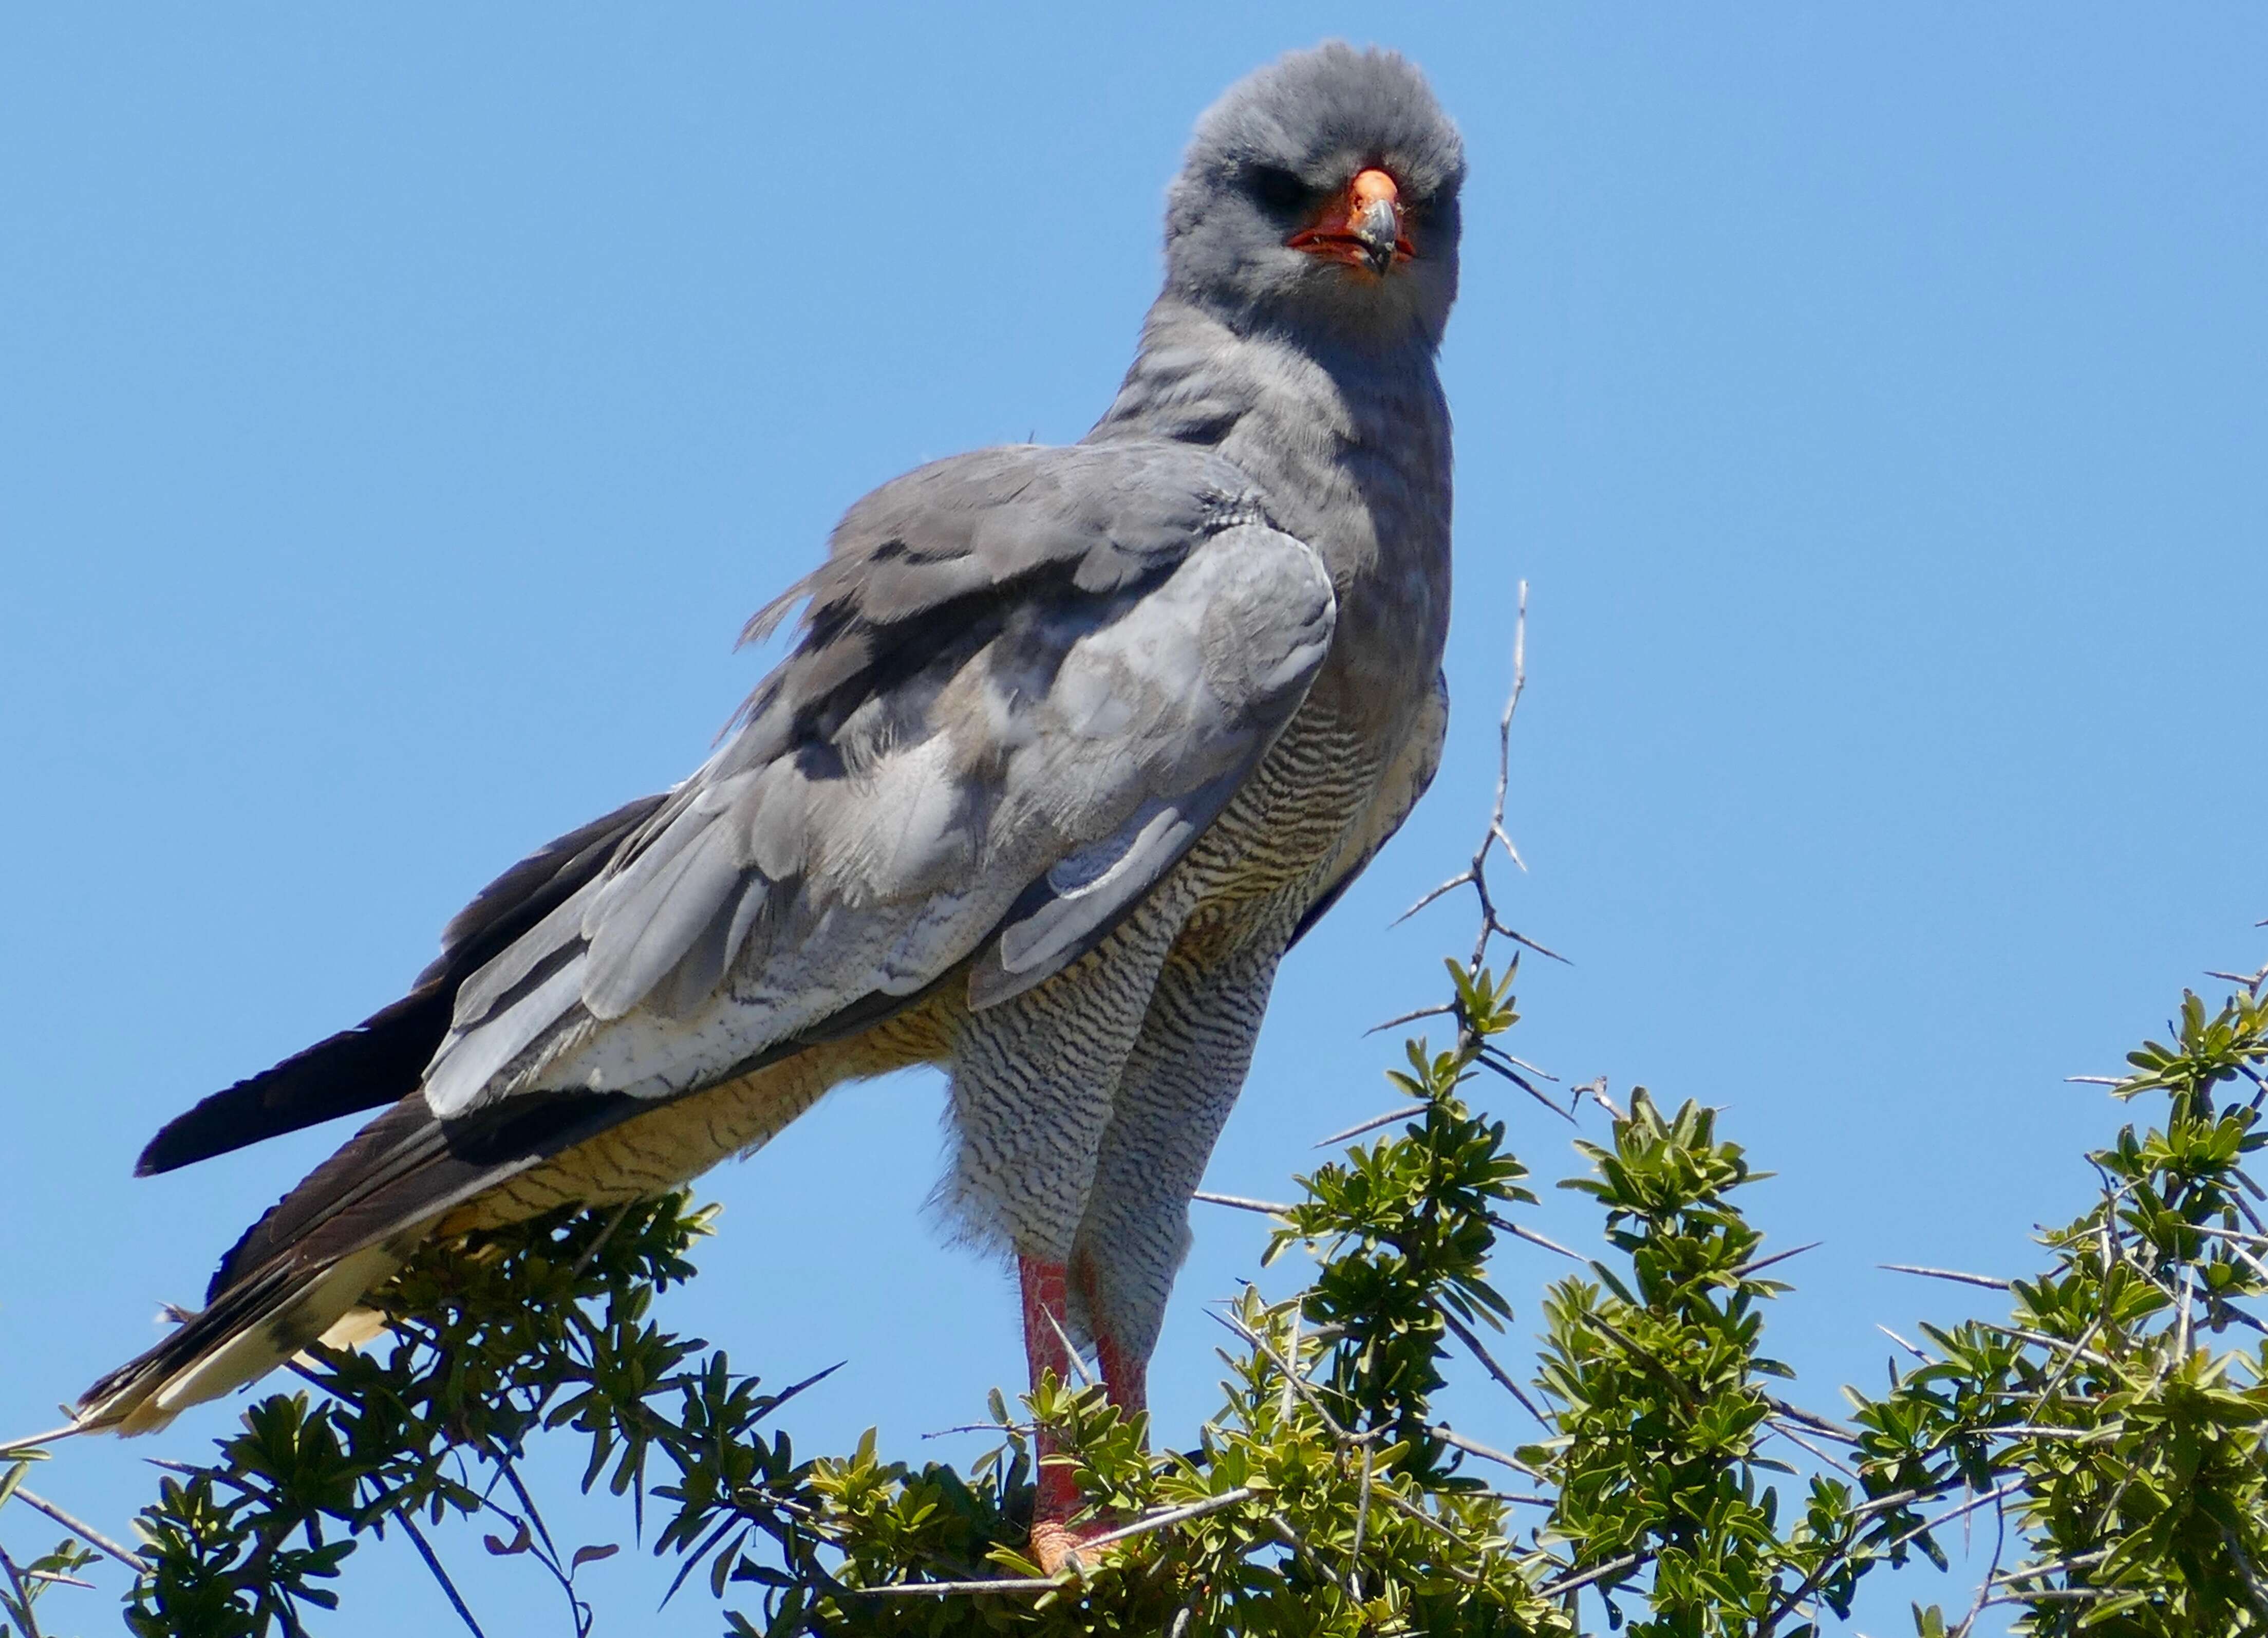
[135,793,671,1175]
[414,439,1338,1123]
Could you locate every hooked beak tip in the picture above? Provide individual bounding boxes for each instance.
[1286,168,1412,275]
[1353,198,1401,274]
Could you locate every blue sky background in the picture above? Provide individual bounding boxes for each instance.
[4,7,2263,1634]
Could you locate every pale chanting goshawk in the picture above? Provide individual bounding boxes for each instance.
[81,42,1465,1568]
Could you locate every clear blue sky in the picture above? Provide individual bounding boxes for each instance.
[4,8,2263,1633]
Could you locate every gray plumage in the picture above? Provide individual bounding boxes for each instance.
[421,441,1330,1116]
[80,40,1466,1511]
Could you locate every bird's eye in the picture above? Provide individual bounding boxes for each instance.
[1249,165,1312,213]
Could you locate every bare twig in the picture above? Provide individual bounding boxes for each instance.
[1192,1192,1296,1217]
[1486,1213,1581,1260]
[1538,1550,1647,1598]
[1849,1487,1931,1521]
[11,1490,146,1574]
[1988,1552,2106,1585]
[1883,1482,2025,1557]
[1428,1425,1545,1479]
[1944,1482,2011,1638]
[1765,1396,1859,1443]
[1076,1487,1258,1553]
[1879,1263,2012,1292]
[1392,583,1567,977]
[1269,1512,1334,1581]
[1768,1419,1858,1480]
[1878,1324,1933,1363]
[1314,1105,1434,1149]
[1474,1050,1578,1122]
[921,1421,1033,1440]
[1978,1588,2120,1608]
[400,1512,489,1638]
[1733,1241,1822,1279]
[1366,1003,1455,1036]
[851,1573,1070,1597]
[0,1425,79,1458]
[2191,1223,2268,1251]
[1347,1444,1374,1600]
[1209,1310,1353,1443]
[1040,1308,1095,1390]
[1281,1306,1303,1422]
[0,1542,45,1638]
[1987,1325,2115,1369]
[1440,1311,1547,1423]
[565,1201,636,1283]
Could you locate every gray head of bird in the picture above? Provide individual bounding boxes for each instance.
[1163,41,1465,355]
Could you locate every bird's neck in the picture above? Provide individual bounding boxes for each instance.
[1090,293,1445,451]
[1085,295,1454,696]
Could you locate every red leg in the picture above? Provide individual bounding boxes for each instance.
[1018,1254,1086,1570]
[1093,1330,1146,1419]
[1072,1250,1148,1424]
[1020,1253,1153,1572]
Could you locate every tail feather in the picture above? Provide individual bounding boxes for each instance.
[81,1088,645,1435]
[78,1239,427,1436]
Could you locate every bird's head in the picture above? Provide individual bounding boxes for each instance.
[1164,42,1464,353]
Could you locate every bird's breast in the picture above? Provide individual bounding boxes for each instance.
[1219,369,1452,735]
[1091,306,1455,932]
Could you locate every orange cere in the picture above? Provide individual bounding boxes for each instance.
[1349,167,1399,211]
[1286,166,1414,270]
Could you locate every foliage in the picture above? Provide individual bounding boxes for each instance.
[4,952,2264,1635]
[0,1450,98,1638]
[1851,980,2268,1635]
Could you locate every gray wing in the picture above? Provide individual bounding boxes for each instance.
[423,441,1336,1119]
[133,793,671,1174]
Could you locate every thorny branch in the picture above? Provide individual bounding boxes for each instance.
[1396,581,1567,979]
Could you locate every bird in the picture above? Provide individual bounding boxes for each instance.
[77,41,1464,1570]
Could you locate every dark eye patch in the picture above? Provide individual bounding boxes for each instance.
[1248,165,1314,213]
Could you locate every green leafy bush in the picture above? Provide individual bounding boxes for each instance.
[6,948,2263,1636]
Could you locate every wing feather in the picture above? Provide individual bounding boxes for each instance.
[422,442,1329,1118]
[133,793,667,1175]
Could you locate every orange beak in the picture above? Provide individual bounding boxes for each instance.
[1286,167,1413,275]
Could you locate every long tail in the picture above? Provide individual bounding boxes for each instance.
[77,1088,640,1435]
[84,796,678,1432]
